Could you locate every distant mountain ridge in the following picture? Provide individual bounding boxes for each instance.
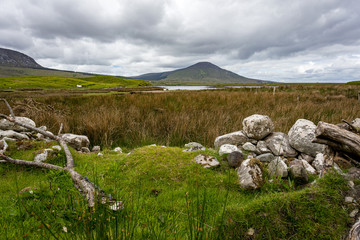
[0,48,43,68]
[132,62,267,84]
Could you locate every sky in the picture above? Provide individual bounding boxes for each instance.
[1,0,360,82]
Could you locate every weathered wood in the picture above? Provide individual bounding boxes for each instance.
[313,121,360,160]
[0,153,63,170]
[347,217,360,240]
[0,99,113,208]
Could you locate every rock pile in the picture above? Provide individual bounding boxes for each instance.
[213,114,342,190]
[0,117,90,162]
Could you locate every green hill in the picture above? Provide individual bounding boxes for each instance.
[0,75,151,89]
[133,62,269,85]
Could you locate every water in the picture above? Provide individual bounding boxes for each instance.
[158,85,277,91]
[158,86,212,91]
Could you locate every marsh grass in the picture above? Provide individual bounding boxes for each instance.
[0,85,358,239]
[2,85,359,149]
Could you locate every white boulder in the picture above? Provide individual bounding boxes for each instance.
[242,142,257,152]
[256,141,271,154]
[0,117,36,132]
[194,154,220,168]
[214,131,249,148]
[237,159,264,190]
[265,132,297,157]
[113,147,123,153]
[312,153,325,172]
[0,139,8,153]
[61,133,90,151]
[301,160,316,175]
[242,114,274,140]
[288,119,325,157]
[34,149,53,163]
[219,144,241,156]
[0,130,29,140]
[268,157,288,178]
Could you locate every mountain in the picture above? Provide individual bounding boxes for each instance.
[0,47,95,78]
[132,62,267,85]
[0,48,43,68]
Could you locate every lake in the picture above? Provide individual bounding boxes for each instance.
[158,85,277,91]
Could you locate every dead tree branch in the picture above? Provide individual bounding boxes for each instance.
[313,121,360,160]
[0,153,63,170]
[1,98,15,118]
[0,99,114,208]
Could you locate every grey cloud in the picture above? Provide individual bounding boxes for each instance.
[1,0,360,82]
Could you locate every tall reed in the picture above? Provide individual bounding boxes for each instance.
[2,87,359,148]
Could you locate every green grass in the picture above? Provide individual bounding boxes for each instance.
[0,75,151,89]
[346,80,360,85]
[0,141,352,239]
[0,66,94,78]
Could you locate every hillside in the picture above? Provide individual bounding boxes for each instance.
[133,62,267,85]
[0,48,43,68]
[0,47,96,78]
[0,75,151,89]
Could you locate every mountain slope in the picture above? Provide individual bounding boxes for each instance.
[133,62,267,85]
[0,48,43,68]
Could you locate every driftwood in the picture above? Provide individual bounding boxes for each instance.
[313,121,360,161]
[0,99,117,208]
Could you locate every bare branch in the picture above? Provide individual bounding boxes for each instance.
[0,153,63,170]
[1,98,15,118]
[0,99,115,208]
[59,139,75,169]
[58,123,63,136]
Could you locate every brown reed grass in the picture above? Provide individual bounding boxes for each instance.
[1,86,359,148]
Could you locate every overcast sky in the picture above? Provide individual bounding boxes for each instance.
[1,0,360,82]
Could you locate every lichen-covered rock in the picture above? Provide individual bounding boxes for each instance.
[237,158,264,190]
[61,133,90,151]
[0,139,8,153]
[351,118,360,130]
[194,154,220,168]
[183,146,206,152]
[91,146,101,152]
[52,145,62,151]
[242,114,274,140]
[113,147,122,153]
[0,117,36,132]
[312,153,325,172]
[227,151,244,168]
[242,142,257,152]
[268,157,288,178]
[256,141,271,154]
[81,147,90,153]
[34,149,53,162]
[298,153,314,163]
[257,153,275,163]
[288,119,325,157]
[0,130,29,140]
[219,144,241,156]
[265,132,297,157]
[185,142,203,148]
[214,131,249,148]
[289,159,309,184]
[301,160,316,175]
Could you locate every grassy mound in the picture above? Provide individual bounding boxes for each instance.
[0,141,352,239]
[0,75,151,89]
